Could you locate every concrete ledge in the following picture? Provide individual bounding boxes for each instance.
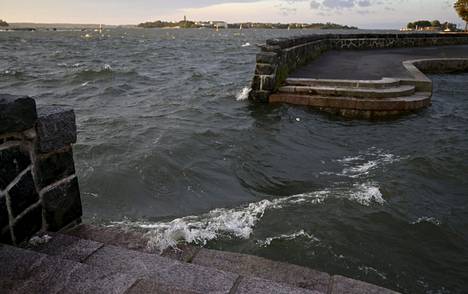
[250,33,468,102]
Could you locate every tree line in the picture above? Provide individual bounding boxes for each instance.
[0,19,9,27]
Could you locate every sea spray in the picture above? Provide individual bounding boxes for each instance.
[236,87,251,101]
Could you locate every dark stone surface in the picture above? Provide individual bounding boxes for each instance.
[35,147,75,189]
[126,279,201,294]
[85,245,238,293]
[330,275,399,294]
[192,248,330,293]
[35,106,77,153]
[0,226,13,245]
[0,145,31,190]
[8,171,39,218]
[0,244,46,280]
[0,195,9,229]
[12,204,42,244]
[67,224,151,253]
[42,176,82,231]
[27,232,103,262]
[0,94,37,134]
[0,244,136,294]
[236,277,323,294]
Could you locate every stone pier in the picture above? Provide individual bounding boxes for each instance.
[250,33,468,118]
[0,94,81,245]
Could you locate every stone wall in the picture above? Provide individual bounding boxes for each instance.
[0,94,81,245]
[250,33,468,102]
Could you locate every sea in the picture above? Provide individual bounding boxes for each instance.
[1,28,467,293]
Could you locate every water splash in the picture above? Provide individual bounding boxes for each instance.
[236,87,251,101]
[112,182,383,252]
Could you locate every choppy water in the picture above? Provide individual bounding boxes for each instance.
[1,29,468,294]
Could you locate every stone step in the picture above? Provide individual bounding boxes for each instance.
[269,92,432,112]
[278,85,416,99]
[26,232,320,294]
[62,225,400,293]
[285,78,401,89]
[0,244,136,293]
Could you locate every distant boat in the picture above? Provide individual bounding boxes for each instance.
[444,28,452,32]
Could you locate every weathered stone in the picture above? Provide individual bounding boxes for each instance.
[42,176,82,231]
[330,275,399,294]
[256,52,278,64]
[0,244,46,280]
[236,277,322,294]
[0,94,37,134]
[0,195,9,229]
[4,246,136,294]
[0,145,31,190]
[35,147,76,189]
[66,224,151,253]
[84,245,238,293]
[8,171,39,218]
[35,106,77,153]
[192,248,330,293]
[126,279,201,294]
[11,204,42,244]
[0,226,13,244]
[27,233,103,262]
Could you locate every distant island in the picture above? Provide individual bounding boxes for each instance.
[0,19,9,27]
[138,18,357,30]
[404,20,458,31]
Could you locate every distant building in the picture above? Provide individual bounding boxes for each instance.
[210,21,228,29]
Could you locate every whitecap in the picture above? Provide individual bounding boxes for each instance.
[348,182,384,205]
[236,87,251,101]
[241,42,251,47]
[256,230,319,247]
[411,217,441,225]
[111,182,385,252]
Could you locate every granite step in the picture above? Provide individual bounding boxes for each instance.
[26,232,320,294]
[278,85,416,99]
[62,225,400,294]
[0,244,137,293]
[285,78,401,89]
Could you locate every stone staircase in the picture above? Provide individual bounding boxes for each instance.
[0,224,399,294]
[269,78,432,118]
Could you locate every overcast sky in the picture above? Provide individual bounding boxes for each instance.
[1,0,462,29]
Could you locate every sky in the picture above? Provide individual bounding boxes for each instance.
[0,0,463,29]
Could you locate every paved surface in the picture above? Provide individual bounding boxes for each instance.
[290,45,468,80]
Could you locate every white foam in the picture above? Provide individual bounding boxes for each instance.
[112,182,385,252]
[241,42,251,47]
[411,217,441,225]
[257,230,319,247]
[236,87,251,101]
[323,148,404,179]
[348,183,385,205]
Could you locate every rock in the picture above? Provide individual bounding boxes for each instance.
[0,94,37,134]
[35,106,77,153]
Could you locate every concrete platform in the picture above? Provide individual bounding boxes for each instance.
[290,45,468,80]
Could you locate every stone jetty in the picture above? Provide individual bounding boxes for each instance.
[250,33,468,118]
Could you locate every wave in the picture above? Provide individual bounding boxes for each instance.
[256,230,319,247]
[110,147,399,252]
[322,148,404,179]
[111,182,383,252]
[236,87,251,101]
[411,217,441,226]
